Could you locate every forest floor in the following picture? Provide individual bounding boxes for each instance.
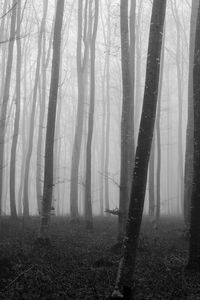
[0,216,199,299]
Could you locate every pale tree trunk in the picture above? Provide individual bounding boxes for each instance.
[104,0,111,213]
[118,0,135,240]
[9,0,22,219]
[85,0,99,230]
[111,1,167,298]
[0,0,17,215]
[155,26,165,222]
[184,0,199,226]
[39,0,64,239]
[36,0,50,215]
[17,45,29,216]
[70,0,91,221]
[23,0,48,217]
[134,0,143,138]
[171,2,184,214]
[149,135,155,216]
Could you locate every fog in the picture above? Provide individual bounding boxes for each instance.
[0,0,191,216]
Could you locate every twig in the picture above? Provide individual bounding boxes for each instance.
[1,265,35,292]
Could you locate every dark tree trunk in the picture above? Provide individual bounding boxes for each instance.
[111,0,167,297]
[118,0,135,240]
[39,0,64,238]
[187,2,200,272]
[184,0,199,227]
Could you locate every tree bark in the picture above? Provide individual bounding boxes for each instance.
[184,0,199,226]
[187,1,200,272]
[112,0,167,297]
[118,0,135,240]
[0,0,17,215]
[85,0,99,230]
[39,0,64,238]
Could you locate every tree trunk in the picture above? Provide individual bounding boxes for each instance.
[184,0,199,226]
[36,0,49,216]
[187,1,200,272]
[118,0,135,240]
[70,0,91,222]
[155,25,165,221]
[149,135,155,216]
[0,0,17,215]
[23,2,47,217]
[9,0,21,218]
[85,0,99,230]
[111,1,167,297]
[39,0,64,238]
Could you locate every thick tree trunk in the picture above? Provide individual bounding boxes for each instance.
[112,1,167,297]
[187,2,200,272]
[39,0,64,238]
[118,0,135,240]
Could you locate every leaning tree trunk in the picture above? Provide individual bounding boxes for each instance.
[187,1,200,272]
[111,1,167,298]
[39,0,64,238]
[0,0,17,215]
[85,0,99,230]
[118,0,135,241]
[184,0,199,227]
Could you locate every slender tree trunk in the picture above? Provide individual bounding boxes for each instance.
[104,0,111,213]
[70,0,90,221]
[149,135,155,216]
[36,0,50,215]
[0,0,17,215]
[112,1,167,297]
[9,0,22,219]
[184,0,199,226]
[23,3,47,217]
[155,26,165,221]
[85,0,99,230]
[39,0,64,238]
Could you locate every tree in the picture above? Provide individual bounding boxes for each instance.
[118,0,135,240]
[23,1,48,217]
[85,0,99,230]
[187,0,200,272]
[39,0,65,238]
[111,0,167,298]
[0,0,17,215]
[70,0,91,221]
[184,0,199,226]
[9,0,22,218]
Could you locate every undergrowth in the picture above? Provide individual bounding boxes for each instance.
[0,216,199,299]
